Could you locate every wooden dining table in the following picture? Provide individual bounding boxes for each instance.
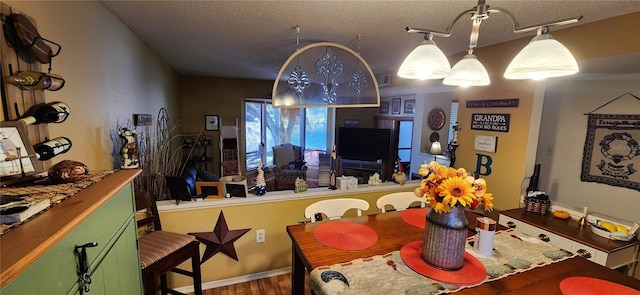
[286,209,640,294]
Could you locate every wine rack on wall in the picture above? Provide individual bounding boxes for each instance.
[1,3,51,169]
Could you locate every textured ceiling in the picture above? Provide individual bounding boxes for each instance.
[101,1,640,81]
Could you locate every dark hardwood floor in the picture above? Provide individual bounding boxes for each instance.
[190,272,311,295]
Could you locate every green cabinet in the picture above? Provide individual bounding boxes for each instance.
[1,174,143,294]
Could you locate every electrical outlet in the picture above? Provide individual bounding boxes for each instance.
[256,229,265,243]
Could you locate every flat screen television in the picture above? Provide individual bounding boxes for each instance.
[337,127,391,162]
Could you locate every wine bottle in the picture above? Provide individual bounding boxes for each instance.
[18,101,70,125]
[6,71,65,91]
[33,137,72,160]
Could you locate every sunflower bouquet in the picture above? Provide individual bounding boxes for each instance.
[414,161,494,213]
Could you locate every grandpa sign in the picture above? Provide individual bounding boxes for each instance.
[471,113,510,132]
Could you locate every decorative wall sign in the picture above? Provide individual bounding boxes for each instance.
[471,113,510,132]
[474,135,498,153]
[466,98,519,108]
[581,114,640,191]
[344,119,360,127]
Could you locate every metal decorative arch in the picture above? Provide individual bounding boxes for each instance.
[272,42,380,108]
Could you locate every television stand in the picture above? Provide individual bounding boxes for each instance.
[339,159,385,184]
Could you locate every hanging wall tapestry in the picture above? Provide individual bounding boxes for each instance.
[581,113,640,191]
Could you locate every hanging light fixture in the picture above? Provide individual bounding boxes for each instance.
[503,27,579,80]
[397,33,451,80]
[399,0,582,86]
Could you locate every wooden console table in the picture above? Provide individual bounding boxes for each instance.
[499,208,639,276]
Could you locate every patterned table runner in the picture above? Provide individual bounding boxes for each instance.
[310,229,576,295]
[0,170,115,234]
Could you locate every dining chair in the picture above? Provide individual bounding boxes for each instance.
[304,198,370,222]
[376,192,426,213]
[135,192,203,295]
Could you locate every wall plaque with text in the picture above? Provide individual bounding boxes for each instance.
[471,113,511,132]
[466,99,519,108]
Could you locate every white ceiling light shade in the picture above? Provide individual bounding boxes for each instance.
[443,53,490,87]
[401,0,582,84]
[504,31,579,80]
[397,35,451,80]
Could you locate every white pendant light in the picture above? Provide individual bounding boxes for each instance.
[504,31,579,80]
[443,53,490,87]
[397,34,451,80]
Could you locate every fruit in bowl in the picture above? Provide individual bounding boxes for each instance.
[589,221,638,241]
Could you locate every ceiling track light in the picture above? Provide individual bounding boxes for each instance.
[398,0,582,86]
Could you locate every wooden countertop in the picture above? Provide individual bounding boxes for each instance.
[501,208,639,253]
[0,169,141,288]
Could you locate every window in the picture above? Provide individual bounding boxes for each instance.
[397,120,413,164]
[244,99,332,171]
[447,101,459,144]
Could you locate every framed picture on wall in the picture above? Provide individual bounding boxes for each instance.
[391,98,401,114]
[205,115,219,131]
[403,99,415,114]
[379,101,389,114]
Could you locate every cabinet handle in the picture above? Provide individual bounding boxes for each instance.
[576,249,592,259]
[506,221,516,228]
[538,234,550,242]
[75,242,98,294]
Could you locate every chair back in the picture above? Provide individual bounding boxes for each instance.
[305,198,370,222]
[376,192,425,213]
[135,192,162,232]
[165,176,193,203]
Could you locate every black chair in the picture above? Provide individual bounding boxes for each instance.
[135,191,203,295]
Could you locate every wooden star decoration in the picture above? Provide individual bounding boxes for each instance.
[189,211,250,262]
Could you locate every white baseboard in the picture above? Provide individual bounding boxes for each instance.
[174,267,292,293]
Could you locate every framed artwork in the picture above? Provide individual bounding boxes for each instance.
[581,113,640,191]
[404,99,416,114]
[344,119,360,127]
[205,115,219,131]
[379,101,389,114]
[391,98,401,114]
[196,182,225,199]
[0,121,43,185]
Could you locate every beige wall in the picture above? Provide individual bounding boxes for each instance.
[4,1,179,170]
[178,76,272,175]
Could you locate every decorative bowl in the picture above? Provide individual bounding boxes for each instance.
[589,223,636,241]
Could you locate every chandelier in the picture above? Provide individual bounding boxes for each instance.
[397,0,582,87]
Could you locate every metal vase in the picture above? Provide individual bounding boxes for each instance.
[421,205,469,270]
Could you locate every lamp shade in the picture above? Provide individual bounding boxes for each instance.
[429,141,443,155]
[504,33,579,80]
[398,39,451,80]
[443,53,490,87]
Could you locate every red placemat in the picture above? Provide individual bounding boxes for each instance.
[559,277,639,295]
[313,220,378,251]
[400,208,429,229]
[400,241,487,285]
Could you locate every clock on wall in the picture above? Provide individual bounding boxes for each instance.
[428,108,446,131]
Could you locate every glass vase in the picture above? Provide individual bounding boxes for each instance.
[421,205,469,270]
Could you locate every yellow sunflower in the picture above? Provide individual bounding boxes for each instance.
[437,176,476,212]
